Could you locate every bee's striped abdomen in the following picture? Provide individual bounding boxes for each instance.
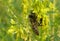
[29,11,39,35]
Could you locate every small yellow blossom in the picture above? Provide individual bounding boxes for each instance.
[7,26,16,34]
[49,2,55,9]
[10,19,15,24]
[41,8,50,13]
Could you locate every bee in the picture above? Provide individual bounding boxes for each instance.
[29,11,39,35]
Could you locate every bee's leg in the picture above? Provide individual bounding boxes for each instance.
[38,18,43,26]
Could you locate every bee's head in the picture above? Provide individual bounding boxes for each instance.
[29,10,36,18]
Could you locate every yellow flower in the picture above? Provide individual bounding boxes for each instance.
[7,26,16,34]
[42,15,50,30]
[41,8,50,13]
[20,28,24,34]
[10,19,16,24]
[49,2,55,9]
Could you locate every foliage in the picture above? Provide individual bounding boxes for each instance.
[0,0,60,41]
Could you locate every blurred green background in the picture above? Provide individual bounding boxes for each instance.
[0,0,60,41]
